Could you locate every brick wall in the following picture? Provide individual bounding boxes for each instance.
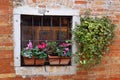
[0,0,120,80]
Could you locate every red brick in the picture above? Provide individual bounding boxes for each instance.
[32,0,36,3]
[0,0,120,80]
[0,15,9,23]
[14,76,31,80]
[77,71,88,75]
[113,20,119,24]
[0,66,15,74]
[62,75,71,80]
[0,58,14,73]
[0,5,9,10]
[95,1,105,5]
[0,27,13,34]
[32,76,46,80]
[0,43,13,46]
[96,78,108,80]
[73,75,88,80]
[116,15,120,19]
[47,76,63,80]
[96,8,105,12]
[0,58,13,67]
[108,53,120,57]
[0,50,13,54]
[0,76,31,80]
[110,74,120,78]
[108,57,120,64]
[75,1,87,4]
[0,0,9,5]
[0,53,13,59]
[109,64,120,74]
[109,77,120,80]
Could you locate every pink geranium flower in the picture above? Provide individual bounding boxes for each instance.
[63,51,67,55]
[65,48,69,51]
[27,41,33,50]
[38,42,46,49]
[60,42,70,47]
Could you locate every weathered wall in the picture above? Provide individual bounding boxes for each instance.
[0,0,120,80]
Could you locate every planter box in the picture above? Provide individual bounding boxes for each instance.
[48,55,71,65]
[23,57,35,65]
[60,57,71,65]
[48,55,60,65]
[35,58,46,65]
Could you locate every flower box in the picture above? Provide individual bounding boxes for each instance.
[48,55,60,65]
[23,57,35,65]
[48,55,71,65]
[35,58,46,65]
[60,57,71,65]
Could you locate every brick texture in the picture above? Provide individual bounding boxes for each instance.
[0,0,120,80]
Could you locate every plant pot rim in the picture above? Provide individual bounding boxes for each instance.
[48,55,71,58]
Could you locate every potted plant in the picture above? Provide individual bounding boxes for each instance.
[34,42,47,65]
[47,41,59,65]
[21,40,35,65]
[21,41,47,65]
[73,11,116,69]
[48,40,72,65]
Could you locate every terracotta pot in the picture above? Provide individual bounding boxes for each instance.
[48,55,60,65]
[23,57,35,65]
[60,57,71,65]
[35,58,45,65]
[48,55,71,65]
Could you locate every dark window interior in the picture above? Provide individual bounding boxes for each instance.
[21,15,72,66]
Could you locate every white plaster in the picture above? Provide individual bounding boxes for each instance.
[14,5,80,76]
[14,5,79,16]
[13,14,21,66]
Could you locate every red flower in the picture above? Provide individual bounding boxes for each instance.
[60,42,70,47]
[27,41,33,50]
[38,42,46,49]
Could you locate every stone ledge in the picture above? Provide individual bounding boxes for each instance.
[15,66,76,77]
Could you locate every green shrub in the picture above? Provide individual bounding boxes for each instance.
[73,14,116,69]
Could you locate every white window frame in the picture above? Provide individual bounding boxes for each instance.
[13,5,80,76]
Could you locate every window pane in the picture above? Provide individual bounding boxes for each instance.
[52,16,60,26]
[43,16,51,26]
[21,15,72,66]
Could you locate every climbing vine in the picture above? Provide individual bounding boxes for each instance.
[73,12,116,69]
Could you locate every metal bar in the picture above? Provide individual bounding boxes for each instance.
[50,16,53,41]
[59,17,62,41]
[41,16,43,40]
[32,16,34,44]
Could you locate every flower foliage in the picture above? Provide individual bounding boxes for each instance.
[21,40,72,58]
[73,15,116,69]
[33,42,47,59]
[21,41,34,58]
[21,41,47,59]
[56,40,72,57]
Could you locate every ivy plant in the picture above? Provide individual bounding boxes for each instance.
[73,13,116,69]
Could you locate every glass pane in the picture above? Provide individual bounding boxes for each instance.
[21,15,72,66]
[21,15,32,26]
[39,30,52,40]
[34,16,41,26]
[52,16,60,26]
[56,30,67,40]
[43,16,51,26]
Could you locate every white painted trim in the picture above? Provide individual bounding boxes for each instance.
[14,14,21,66]
[14,5,79,16]
[13,6,80,76]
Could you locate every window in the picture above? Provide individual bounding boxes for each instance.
[14,7,79,76]
[21,15,72,66]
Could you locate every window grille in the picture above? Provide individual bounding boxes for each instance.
[21,15,72,66]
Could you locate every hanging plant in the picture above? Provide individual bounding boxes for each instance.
[73,12,116,69]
